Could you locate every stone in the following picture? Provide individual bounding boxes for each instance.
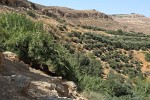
[65,81,77,91]
[51,90,59,97]
[45,83,56,90]
[3,51,19,61]
[14,74,31,95]
[55,84,70,97]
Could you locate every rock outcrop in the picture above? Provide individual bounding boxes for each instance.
[42,7,111,19]
[3,51,19,61]
[0,52,86,100]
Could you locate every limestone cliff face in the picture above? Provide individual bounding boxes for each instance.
[42,7,111,19]
[41,7,121,30]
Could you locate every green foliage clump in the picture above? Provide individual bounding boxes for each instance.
[145,53,150,62]
[27,10,36,18]
[82,25,106,31]
[78,75,104,91]
[105,71,132,97]
[107,29,148,37]
[76,53,102,77]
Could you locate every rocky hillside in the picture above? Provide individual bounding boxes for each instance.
[39,6,123,31]
[0,51,85,100]
[1,0,150,34]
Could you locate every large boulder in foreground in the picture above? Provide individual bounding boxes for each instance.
[0,51,86,100]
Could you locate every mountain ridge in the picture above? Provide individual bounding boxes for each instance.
[1,0,150,33]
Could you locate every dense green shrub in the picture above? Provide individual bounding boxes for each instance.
[93,49,103,57]
[82,25,106,31]
[68,31,82,38]
[78,75,104,91]
[105,71,132,97]
[106,29,150,37]
[74,53,102,77]
[132,79,150,100]
[27,10,36,18]
[145,53,150,62]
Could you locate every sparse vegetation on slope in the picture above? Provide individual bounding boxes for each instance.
[0,12,150,100]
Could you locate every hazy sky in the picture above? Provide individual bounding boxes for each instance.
[29,0,150,17]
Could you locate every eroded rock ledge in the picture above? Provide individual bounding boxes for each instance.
[0,51,86,100]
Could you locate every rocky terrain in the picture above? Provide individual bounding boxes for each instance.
[40,6,123,31]
[0,51,85,100]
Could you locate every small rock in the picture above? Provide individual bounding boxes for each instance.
[3,51,19,61]
[45,83,56,90]
[65,81,77,91]
[55,84,69,97]
[51,90,59,96]
[11,74,16,81]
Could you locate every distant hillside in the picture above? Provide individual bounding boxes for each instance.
[40,6,123,31]
[112,14,150,34]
